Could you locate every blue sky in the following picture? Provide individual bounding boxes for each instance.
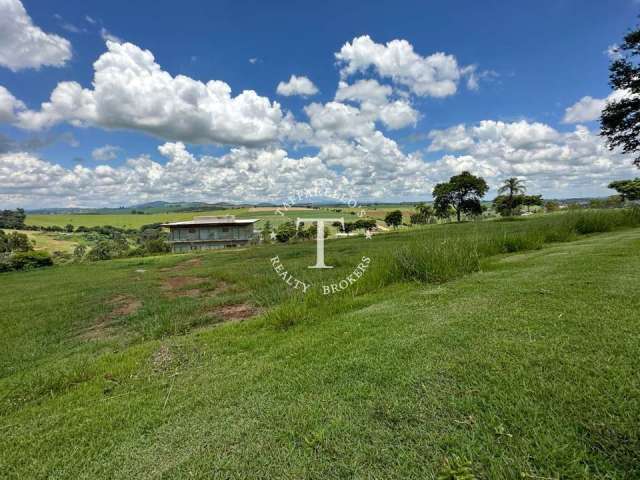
[0,0,637,207]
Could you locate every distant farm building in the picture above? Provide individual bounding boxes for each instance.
[162,216,259,253]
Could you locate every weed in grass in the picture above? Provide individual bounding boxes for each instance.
[263,300,316,330]
[437,456,478,480]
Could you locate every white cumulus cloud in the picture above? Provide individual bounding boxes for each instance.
[0,85,25,123]
[91,145,121,161]
[0,119,634,208]
[276,75,319,97]
[563,90,630,123]
[334,79,418,130]
[335,35,467,97]
[335,79,392,105]
[0,0,72,71]
[378,100,419,130]
[426,120,636,196]
[16,41,286,147]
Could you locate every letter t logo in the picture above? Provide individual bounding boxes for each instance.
[297,217,344,268]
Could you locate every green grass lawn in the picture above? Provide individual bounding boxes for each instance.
[1,212,639,478]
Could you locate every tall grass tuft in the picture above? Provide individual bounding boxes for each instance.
[383,208,640,287]
[390,235,481,283]
[262,300,316,330]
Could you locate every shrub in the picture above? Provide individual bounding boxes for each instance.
[275,221,297,243]
[87,240,115,261]
[545,201,560,212]
[9,251,53,270]
[144,238,170,254]
[354,219,377,230]
[0,255,12,272]
[52,251,72,263]
[73,244,87,259]
[126,246,147,257]
[384,210,403,228]
[7,232,32,252]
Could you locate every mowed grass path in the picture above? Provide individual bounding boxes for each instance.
[1,228,639,478]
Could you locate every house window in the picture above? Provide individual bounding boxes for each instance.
[189,228,196,233]
[223,227,229,232]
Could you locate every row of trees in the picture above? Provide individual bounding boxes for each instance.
[261,220,324,243]
[430,172,544,222]
[399,171,639,227]
[259,217,379,243]
[378,174,543,229]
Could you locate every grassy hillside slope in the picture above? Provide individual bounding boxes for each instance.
[1,216,639,478]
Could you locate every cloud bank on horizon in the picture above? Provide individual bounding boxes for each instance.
[0,0,634,208]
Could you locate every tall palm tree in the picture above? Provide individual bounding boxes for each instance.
[498,177,526,216]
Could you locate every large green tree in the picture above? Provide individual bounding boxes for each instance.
[433,171,489,222]
[601,26,640,167]
[523,194,544,212]
[384,210,403,228]
[608,178,640,201]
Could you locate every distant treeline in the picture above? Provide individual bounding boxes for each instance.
[21,223,165,235]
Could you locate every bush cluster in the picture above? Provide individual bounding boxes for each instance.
[20,222,171,263]
[334,219,377,233]
[0,231,53,272]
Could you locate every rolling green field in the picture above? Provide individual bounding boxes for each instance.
[2,210,639,478]
[26,206,390,230]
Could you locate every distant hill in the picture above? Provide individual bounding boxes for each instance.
[24,196,613,215]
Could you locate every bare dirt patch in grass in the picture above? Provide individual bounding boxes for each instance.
[81,294,142,340]
[109,295,142,316]
[161,276,208,298]
[161,277,230,299]
[203,281,230,298]
[160,257,203,273]
[204,303,262,324]
[181,289,202,298]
